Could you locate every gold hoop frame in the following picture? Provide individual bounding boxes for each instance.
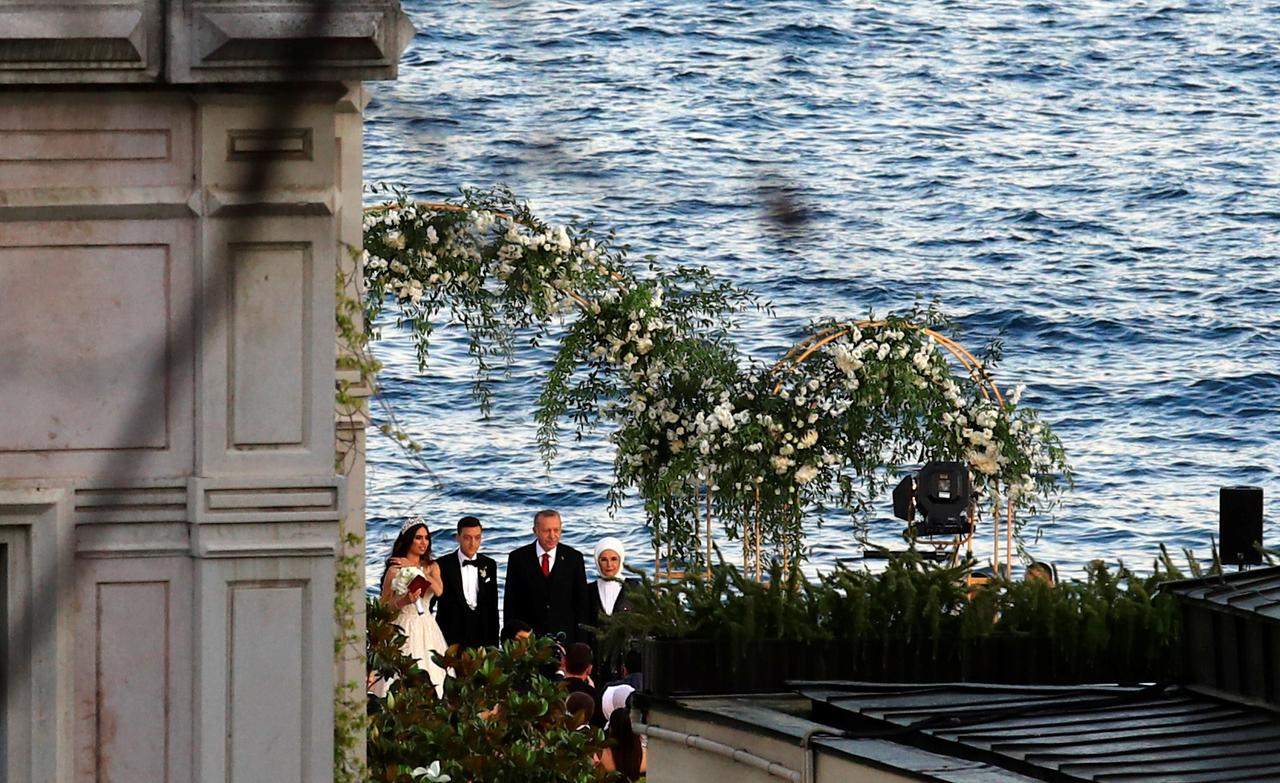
[683,321,1016,583]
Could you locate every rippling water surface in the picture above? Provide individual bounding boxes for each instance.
[363,0,1280,587]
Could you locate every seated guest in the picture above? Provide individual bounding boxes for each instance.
[607,649,643,691]
[561,642,604,728]
[1025,560,1057,587]
[597,708,646,781]
[600,683,634,727]
[500,619,533,643]
[565,691,596,733]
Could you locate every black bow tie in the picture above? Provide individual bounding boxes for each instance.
[462,560,478,567]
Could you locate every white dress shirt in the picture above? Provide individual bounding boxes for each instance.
[458,549,479,609]
[535,542,557,573]
[597,579,622,615]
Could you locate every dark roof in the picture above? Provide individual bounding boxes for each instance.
[796,681,1280,783]
[1162,566,1280,623]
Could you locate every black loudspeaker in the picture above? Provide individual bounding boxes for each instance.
[1220,486,1263,566]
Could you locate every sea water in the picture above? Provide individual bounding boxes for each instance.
[362,0,1280,586]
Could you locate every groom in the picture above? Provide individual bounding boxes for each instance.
[435,516,499,648]
[504,509,589,644]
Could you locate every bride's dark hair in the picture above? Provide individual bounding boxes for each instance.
[380,520,433,588]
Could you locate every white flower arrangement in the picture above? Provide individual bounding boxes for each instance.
[363,186,1071,571]
[391,565,427,615]
[391,565,425,596]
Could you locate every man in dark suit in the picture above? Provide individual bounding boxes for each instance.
[504,509,589,644]
[435,515,499,648]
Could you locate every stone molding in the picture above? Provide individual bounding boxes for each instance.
[0,486,75,782]
[188,476,344,558]
[0,0,163,84]
[74,481,191,558]
[0,0,414,85]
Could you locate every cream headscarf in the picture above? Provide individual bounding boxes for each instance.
[593,536,626,577]
[601,683,635,725]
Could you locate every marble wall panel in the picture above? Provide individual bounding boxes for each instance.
[198,98,336,198]
[198,217,334,477]
[194,556,333,783]
[0,94,193,195]
[72,557,192,783]
[229,582,305,782]
[74,483,190,558]
[230,242,309,447]
[0,487,74,782]
[0,220,195,479]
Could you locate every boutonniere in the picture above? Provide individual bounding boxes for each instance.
[479,564,493,582]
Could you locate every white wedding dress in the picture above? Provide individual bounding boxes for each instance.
[372,593,449,698]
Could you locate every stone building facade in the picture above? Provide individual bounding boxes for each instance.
[0,3,411,780]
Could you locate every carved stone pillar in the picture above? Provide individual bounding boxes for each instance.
[0,3,412,781]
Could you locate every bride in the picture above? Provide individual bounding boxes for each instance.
[373,517,449,697]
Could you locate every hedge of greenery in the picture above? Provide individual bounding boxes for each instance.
[367,599,615,783]
[599,549,1200,689]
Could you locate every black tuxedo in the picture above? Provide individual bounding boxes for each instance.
[435,550,499,649]
[504,543,589,644]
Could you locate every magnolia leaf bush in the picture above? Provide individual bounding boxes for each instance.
[367,598,613,783]
[362,186,1071,566]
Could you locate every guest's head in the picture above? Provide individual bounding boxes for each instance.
[622,649,642,678]
[607,706,640,752]
[457,515,483,558]
[564,642,593,678]
[533,509,562,551]
[606,706,643,778]
[390,518,432,564]
[594,536,625,579]
[602,683,634,721]
[500,619,533,643]
[1026,561,1056,587]
[565,691,595,727]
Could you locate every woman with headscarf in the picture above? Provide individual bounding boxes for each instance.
[588,536,634,684]
[591,536,633,620]
[600,683,634,728]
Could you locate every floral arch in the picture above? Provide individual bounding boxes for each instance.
[357,187,1071,581]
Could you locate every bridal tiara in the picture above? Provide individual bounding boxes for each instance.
[401,515,426,533]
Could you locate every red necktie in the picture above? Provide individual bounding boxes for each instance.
[541,552,550,576]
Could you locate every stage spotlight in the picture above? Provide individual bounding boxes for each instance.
[892,462,974,538]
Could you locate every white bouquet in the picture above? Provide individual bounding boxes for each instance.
[392,565,427,615]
